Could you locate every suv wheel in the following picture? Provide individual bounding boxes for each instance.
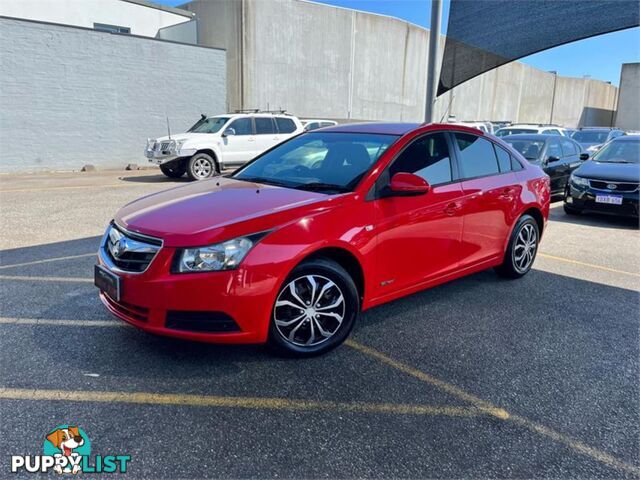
[159,161,186,178]
[495,214,539,279]
[187,153,219,181]
[268,258,359,357]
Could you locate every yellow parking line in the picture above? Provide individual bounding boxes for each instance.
[346,339,640,477]
[538,253,640,277]
[0,253,96,270]
[0,275,92,283]
[0,318,124,327]
[0,387,484,418]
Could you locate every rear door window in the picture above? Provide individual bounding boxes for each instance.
[454,133,500,179]
[255,117,276,134]
[494,144,512,172]
[276,118,297,133]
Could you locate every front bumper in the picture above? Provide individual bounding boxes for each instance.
[97,240,279,344]
[565,182,639,218]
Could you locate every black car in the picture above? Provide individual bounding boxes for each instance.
[571,127,624,155]
[502,134,584,196]
[564,136,639,218]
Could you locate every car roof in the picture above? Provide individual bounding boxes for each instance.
[317,122,422,135]
[319,122,501,137]
[611,135,640,142]
[501,134,553,141]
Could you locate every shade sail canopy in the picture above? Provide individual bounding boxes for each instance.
[438,0,640,95]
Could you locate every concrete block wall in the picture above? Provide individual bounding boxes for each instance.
[615,63,640,130]
[0,18,226,173]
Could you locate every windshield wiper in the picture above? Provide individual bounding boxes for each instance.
[236,176,292,188]
[293,182,350,193]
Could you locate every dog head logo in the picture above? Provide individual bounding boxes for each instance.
[43,425,91,475]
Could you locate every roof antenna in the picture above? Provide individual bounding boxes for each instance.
[166,116,171,140]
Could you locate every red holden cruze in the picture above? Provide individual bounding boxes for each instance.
[95,123,550,356]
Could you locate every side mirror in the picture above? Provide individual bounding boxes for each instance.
[547,155,560,163]
[222,127,236,137]
[579,153,589,161]
[387,172,430,197]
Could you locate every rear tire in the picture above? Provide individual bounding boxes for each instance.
[159,161,186,178]
[495,214,539,279]
[268,258,359,357]
[187,153,219,181]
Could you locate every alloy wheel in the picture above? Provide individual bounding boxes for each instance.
[273,275,345,347]
[513,223,537,273]
[192,158,214,178]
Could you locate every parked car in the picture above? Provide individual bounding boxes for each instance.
[496,124,567,137]
[302,119,339,131]
[564,135,639,218]
[145,112,304,180]
[502,134,584,196]
[97,123,550,356]
[571,127,625,154]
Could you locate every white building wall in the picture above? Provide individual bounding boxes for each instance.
[0,0,192,37]
[0,17,226,173]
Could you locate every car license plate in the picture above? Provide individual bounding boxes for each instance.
[595,195,623,205]
[94,265,121,301]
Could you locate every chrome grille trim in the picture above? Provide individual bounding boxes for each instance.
[588,179,639,193]
[99,223,162,274]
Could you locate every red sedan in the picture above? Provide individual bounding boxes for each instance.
[95,123,550,356]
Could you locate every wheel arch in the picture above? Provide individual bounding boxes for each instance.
[297,246,365,307]
[192,149,221,171]
[522,206,544,236]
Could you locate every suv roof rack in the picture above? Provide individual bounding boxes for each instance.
[233,109,290,115]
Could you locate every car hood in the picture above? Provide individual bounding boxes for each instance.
[154,133,213,142]
[578,141,602,150]
[115,178,338,247]
[574,160,640,183]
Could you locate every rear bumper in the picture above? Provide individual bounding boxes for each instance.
[565,184,639,217]
[97,246,279,344]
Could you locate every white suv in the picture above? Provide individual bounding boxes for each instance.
[495,124,568,137]
[145,112,304,180]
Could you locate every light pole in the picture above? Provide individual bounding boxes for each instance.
[424,0,442,123]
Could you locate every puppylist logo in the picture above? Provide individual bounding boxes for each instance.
[11,425,131,474]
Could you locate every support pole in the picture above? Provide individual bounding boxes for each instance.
[424,0,442,123]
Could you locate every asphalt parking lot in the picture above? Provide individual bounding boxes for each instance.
[0,169,638,478]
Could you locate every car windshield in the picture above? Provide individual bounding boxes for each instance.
[232,132,399,192]
[188,117,230,134]
[503,139,545,161]
[571,130,609,143]
[591,140,640,163]
[496,128,537,137]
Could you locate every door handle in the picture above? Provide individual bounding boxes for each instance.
[444,202,461,216]
[247,137,255,142]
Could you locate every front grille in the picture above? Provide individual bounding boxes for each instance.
[589,180,639,192]
[160,141,171,152]
[103,295,149,323]
[103,224,162,273]
[166,311,240,333]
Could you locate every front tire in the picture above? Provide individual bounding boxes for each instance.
[495,214,540,279]
[160,161,186,178]
[268,258,359,357]
[187,153,219,181]
[563,204,580,215]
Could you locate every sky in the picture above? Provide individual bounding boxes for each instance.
[157,0,639,85]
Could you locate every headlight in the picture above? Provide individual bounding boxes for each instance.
[173,234,267,273]
[570,174,589,187]
[175,139,187,152]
